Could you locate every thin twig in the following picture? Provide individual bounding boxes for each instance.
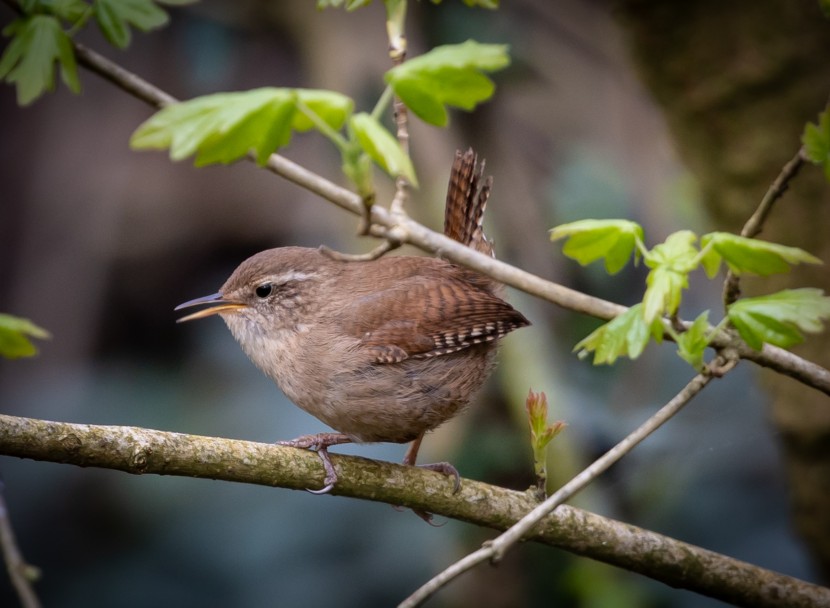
[0,483,41,608]
[74,42,176,108]
[400,355,739,608]
[319,239,399,262]
[0,413,827,608]
[387,1,411,219]
[722,147,807,306]
[69,40,830,396]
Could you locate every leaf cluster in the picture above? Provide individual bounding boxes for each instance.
[130,41,510,193]
[0,0,193,105]
[552,220,830,369]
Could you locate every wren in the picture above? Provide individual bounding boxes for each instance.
[176,149,530,494]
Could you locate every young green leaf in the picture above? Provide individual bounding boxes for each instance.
[574,303,664,365]
[549,219,643,274]
[727,288,830,350]
[384,40,509,126]
[316,0,373,9]
[525,389,566,489]
[293,89,353,133]
[642,230,699,322]
[676,311,711,370]
[802,109,830,181]
[349,112,417,185]
[94,0,168,49]
[131,88,354,166]
[0,15,80,105]
[0,314,51,359]
[699,232,822,278]
[48,0,93,23]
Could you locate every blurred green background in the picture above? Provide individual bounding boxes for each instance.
[0,1,823,606]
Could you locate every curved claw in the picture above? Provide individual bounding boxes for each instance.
[418,461,462,494]
[307,481,336,495]
[277,433,352,494]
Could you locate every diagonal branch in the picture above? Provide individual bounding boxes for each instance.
[722,147,807,306]
[402,355,740,606]
[69,42,830,397]
[0,413,827,608]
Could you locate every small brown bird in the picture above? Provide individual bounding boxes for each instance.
[176,149,529,494]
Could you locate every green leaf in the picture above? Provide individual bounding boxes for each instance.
[727,288,830,350]
[0,15,80,105]
[94,0,168,49]
[349,112,417,185]
[341,147,374,199]
[802,109,830,181]
[574,304,664,365]
[550,219,643,274]
[0,314,51,359]
[384,40,509,126]
[642,230,698,322]
[131,88,354,166]
[676,311,711,370]
[700,232,822,278]
[459,0,499,7]
[44,0,92,23]
[643,266,689,323]
[316,0,373,8]
[293,89,353,133]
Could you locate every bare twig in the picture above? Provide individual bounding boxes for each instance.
[401,355,739,607]
[386,1,411,220]
[722,147,807,306]
[74,42,176,108]
[69,42,830,395]
[0,413,826,608]
[0,483,41,608]
[319,239,400,262]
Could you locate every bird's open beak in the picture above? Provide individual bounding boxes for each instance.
[175,292,247,323]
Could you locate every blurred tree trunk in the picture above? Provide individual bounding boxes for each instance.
[616,0,830,579]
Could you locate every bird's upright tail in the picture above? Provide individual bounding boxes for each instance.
[443,148,495,257]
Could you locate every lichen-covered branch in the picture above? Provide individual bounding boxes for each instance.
[0,413,826,607]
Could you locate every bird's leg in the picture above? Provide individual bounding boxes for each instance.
[277,432,353,494]
[403,433,462,494]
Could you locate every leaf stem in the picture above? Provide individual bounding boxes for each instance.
[65,5,95,38]
[370,85,395,123]
[634,235,650,259]
[295,99,349,152]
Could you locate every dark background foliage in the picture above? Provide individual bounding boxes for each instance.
[1,0,825,605]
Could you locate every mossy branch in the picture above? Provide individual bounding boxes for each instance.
[0,413,826,608]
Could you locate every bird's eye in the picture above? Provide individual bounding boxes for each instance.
[255,283,273,299]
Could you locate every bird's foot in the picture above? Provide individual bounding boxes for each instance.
[416,461,462,494]
[277,433,353,494]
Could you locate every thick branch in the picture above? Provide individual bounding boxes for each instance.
[0,414,826,607]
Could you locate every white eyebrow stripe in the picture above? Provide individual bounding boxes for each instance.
[273,271,313,283]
